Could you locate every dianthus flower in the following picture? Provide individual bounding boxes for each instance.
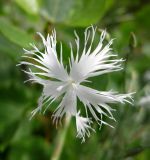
[19,26,133,142]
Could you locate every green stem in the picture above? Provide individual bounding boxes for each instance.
[51,115,71,160]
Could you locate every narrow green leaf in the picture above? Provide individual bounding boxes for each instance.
[0,18,34,48]
[14,0,39,15]
[0,34,21,59]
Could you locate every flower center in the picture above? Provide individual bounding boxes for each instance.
[68,78,77,89]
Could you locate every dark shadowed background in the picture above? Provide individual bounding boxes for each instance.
[0,0,150,160]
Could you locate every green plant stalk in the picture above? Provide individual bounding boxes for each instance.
[51,115,71,160]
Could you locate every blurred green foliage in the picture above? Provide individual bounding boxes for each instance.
[0,0,150,160]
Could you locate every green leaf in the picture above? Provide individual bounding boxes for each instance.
[0,18,34,48]
[0,34,21,59]
[136,5,150,30]
[42,0,115,27]
[14,0,39,15]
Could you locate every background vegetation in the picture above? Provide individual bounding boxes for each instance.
[0,0,150,159]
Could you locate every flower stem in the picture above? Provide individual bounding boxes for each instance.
[51,115,71,160]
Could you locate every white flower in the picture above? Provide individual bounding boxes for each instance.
[19,26,134,142]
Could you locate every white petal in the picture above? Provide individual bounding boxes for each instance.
[70,26,123,83]
[76,111,95,143]
[52,88,77,124]
[30,80,68,118]
[22,31,69,82]
[75,84,133,126]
